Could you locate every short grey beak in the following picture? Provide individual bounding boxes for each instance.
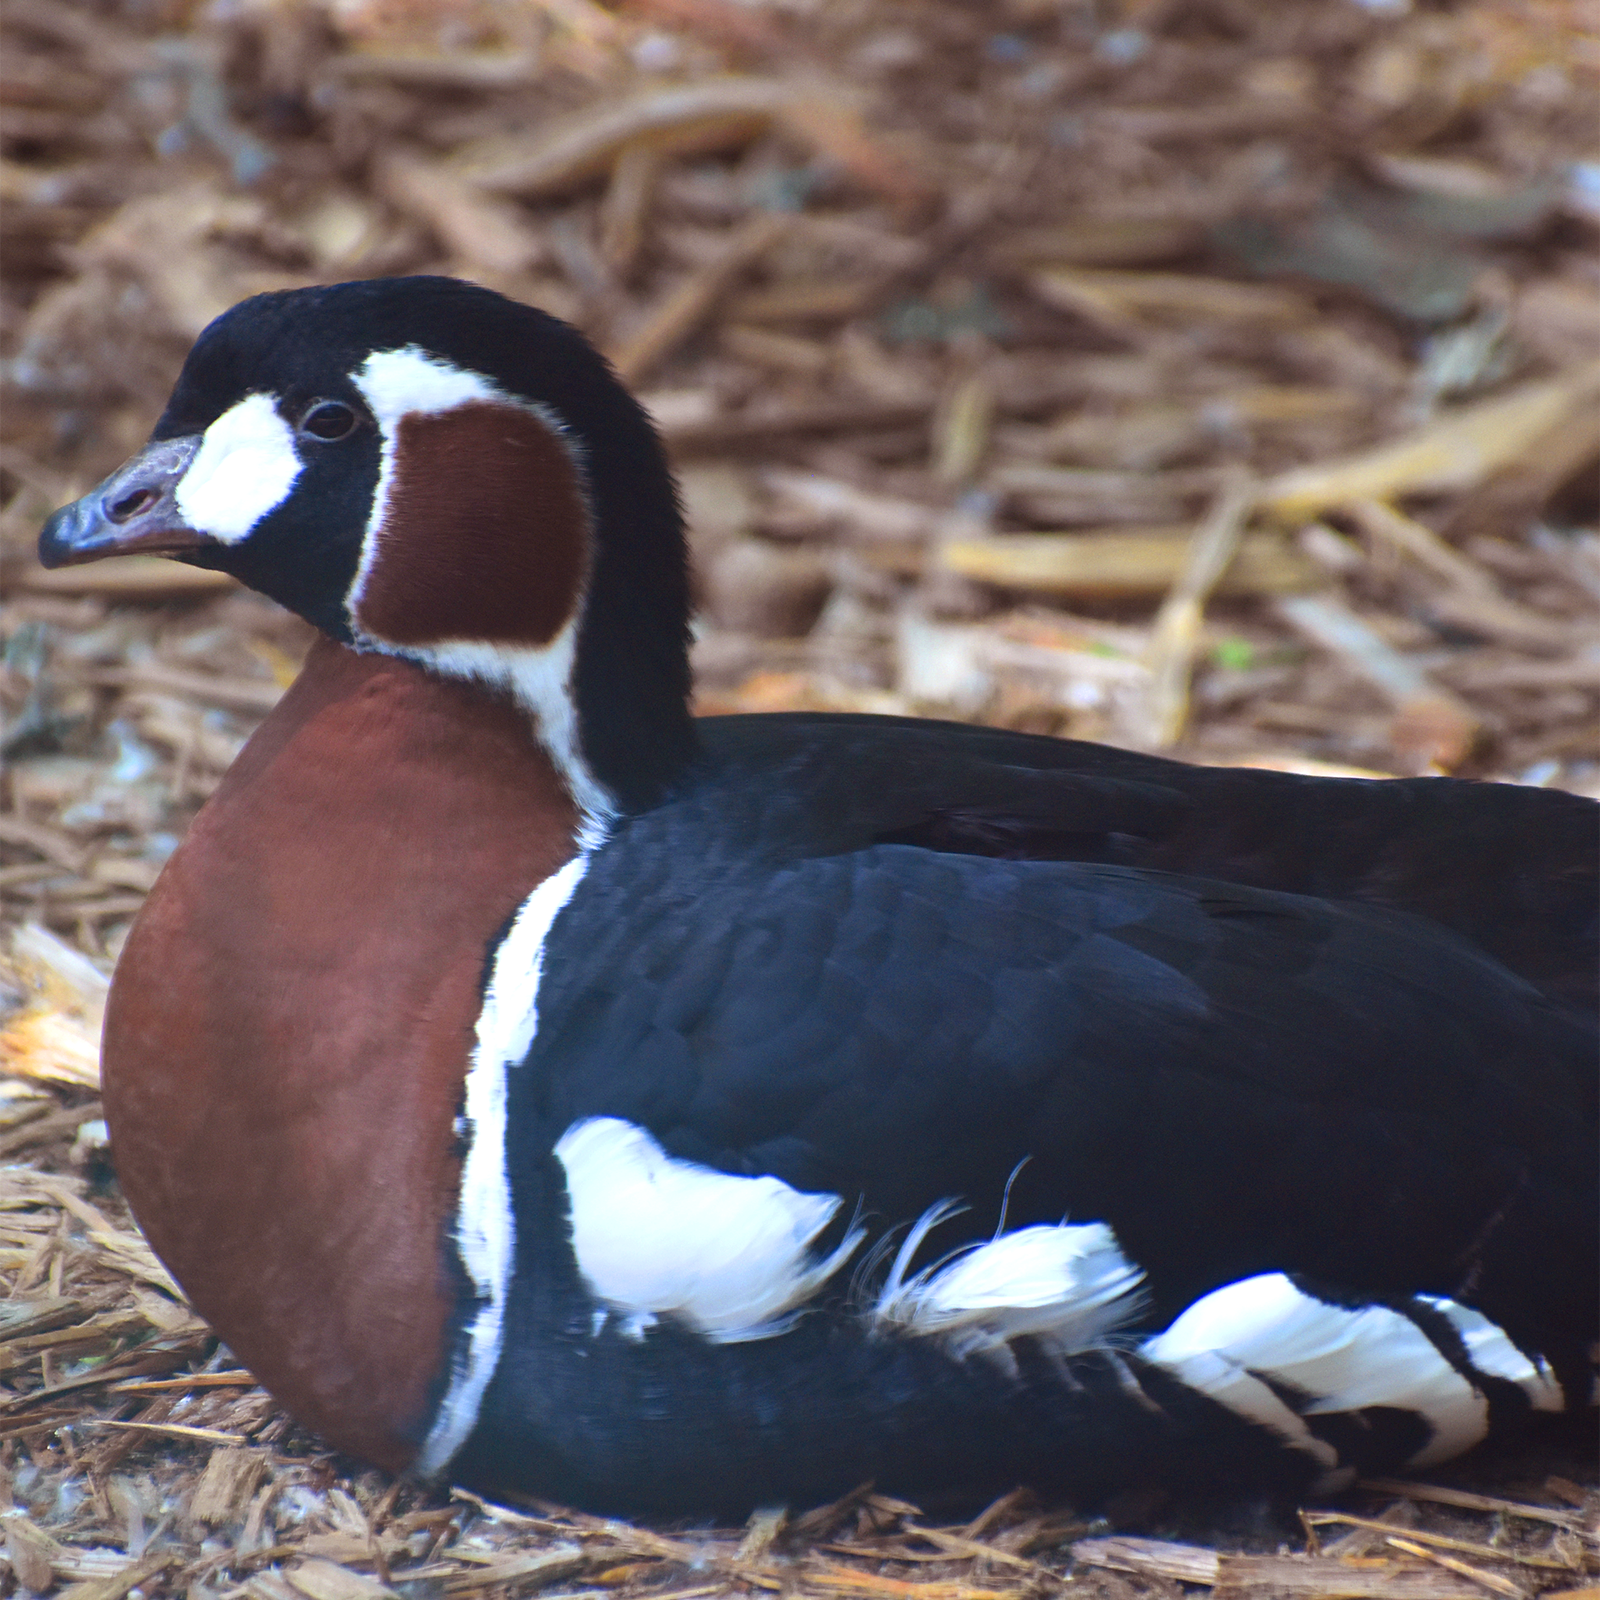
[38,435,210,568]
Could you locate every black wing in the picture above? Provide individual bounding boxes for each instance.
[483,729,1595,1515]
[692,713,1599,1015]
[526,799,1596,1366]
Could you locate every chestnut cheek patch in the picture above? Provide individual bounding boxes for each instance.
[353,402,589,648]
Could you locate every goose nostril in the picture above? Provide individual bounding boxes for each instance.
[106,487,160,524]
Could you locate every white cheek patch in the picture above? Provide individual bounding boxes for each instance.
[1141,1273,1491,1473]
[174,392,302,543]
[874,1202,1146,1360]
[555,1117,866,1343]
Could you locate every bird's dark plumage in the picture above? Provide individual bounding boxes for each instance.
[39,276,1597,1517]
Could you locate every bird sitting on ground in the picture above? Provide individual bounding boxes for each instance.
[39,276,1597,1518]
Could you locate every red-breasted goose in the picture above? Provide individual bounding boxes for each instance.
[39,276,1597,1517]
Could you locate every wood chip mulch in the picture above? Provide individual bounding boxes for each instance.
[0,0,1596,1594]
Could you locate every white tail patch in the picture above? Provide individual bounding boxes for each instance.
[873,1202,1146,1360]
[415,846,595,1478]
[555,1118,865,1342]
[1142,1274,1492,1473]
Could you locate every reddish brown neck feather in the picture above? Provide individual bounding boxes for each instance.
[103,637,580,1469]
[354,402,590,648]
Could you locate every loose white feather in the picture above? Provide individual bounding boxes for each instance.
[874,1204,1146,1359]
[174,392,302,542]
[555,1117,865,1342]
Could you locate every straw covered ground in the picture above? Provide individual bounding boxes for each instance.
[0,0,1597,1593]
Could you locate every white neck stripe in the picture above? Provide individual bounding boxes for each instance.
[414,838,601,1477]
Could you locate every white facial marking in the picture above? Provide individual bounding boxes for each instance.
[1142,1274,1488,1472]
[415,840,599,1478]
[874,1202,1146,1360]
[347,347,612,822]
[174,392,301,542]
[356,346,502,424]
[555,1117,866,1343]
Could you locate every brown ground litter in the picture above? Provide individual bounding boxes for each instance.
[0,0,1595,1591]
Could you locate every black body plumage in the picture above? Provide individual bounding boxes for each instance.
[38,276,1598,1518]
[455,713,1596,1513]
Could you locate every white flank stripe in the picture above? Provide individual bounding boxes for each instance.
[555,1118,866,1342]
[874,1203,1146,1359]
[1419,1295,1565,1413]
[415,847,594,1478]
[1149,1347,1342,1472]
[1142,1274,1488,1472]
[174,392,302,543]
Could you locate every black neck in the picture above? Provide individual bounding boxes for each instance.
[566,377,697,815]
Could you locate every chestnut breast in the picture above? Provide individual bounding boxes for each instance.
[103,636,579,1469]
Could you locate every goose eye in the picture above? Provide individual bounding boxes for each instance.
[299,401,359,442]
